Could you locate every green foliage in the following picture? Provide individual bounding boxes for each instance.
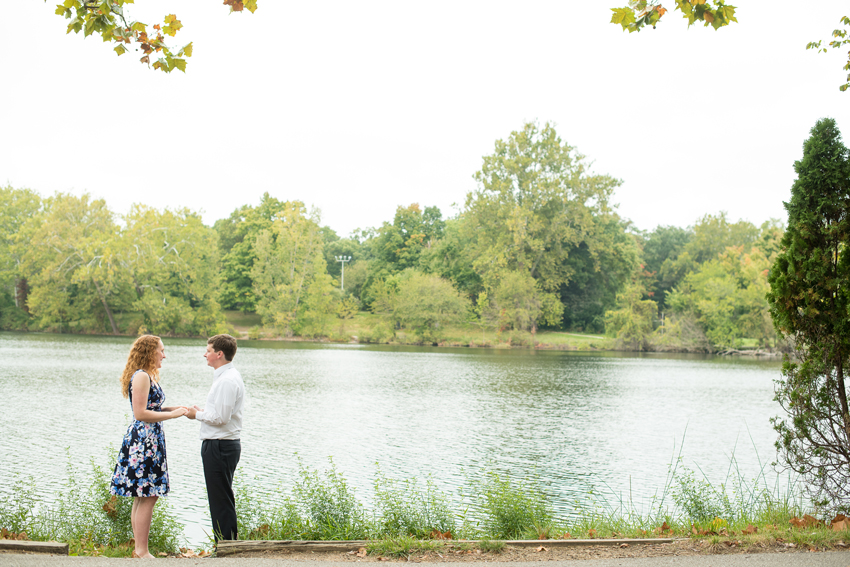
[767,117,850,510]
[559,215,641,332]
[469,470,553,540]
[491,270,562,333]
[370,270,471,343]
[611,1,738,33]
[668,245,775,350]
[215,194,289,312]
[122,204,226,337]
[641,225,691,308]
[251,201,338,337]
[19,192,126,334]
[0,449,182,554]
[460,121,628,331]
[373,204,444,273]
[51,1,260,73]
[807,16,850,92]
[373,470,456,538]
[292,457,370,540]
[604,282,657,350]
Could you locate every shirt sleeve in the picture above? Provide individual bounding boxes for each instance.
[196,378,238,426]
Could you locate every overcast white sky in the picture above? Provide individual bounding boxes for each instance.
[2,1,848,237]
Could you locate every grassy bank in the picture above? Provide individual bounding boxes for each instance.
[228,311,614,351]
[3,447,849,557]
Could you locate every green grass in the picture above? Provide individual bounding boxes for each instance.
[0,448,183,557]
[224,310,263,329]
[8,444,846,555]
[229,309,615,350]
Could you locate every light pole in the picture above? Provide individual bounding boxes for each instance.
[335,255,352,292]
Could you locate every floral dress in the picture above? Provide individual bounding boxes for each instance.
[110,370,170,497]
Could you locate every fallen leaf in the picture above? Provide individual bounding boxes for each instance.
[619,543,629,548]
[536,546,548,552]
[158,552,167,557]
[588,529,597,538]
[356,547,367,558]
[742,525,758,535]
[559,532,571,539]
[378,557,389,562]
[102,495,118,519]
[802,514,823,528]
[831,514,850,531]
[654,522,672,535]
[790,517,805,528]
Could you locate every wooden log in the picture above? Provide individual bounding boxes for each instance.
[0,540,69,555]
[216,540,370,556]
[503,538,674,547]
[215,538,675,556]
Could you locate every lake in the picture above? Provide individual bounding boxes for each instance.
[0,331,786,546]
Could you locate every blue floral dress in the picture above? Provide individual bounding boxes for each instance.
[110,370,170,497]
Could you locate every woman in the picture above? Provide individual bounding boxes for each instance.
[110,335,187,559]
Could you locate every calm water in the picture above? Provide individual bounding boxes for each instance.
[0,332,785,545]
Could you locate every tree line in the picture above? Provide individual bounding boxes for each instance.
[0,122,783,351]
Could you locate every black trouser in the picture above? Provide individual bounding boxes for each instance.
[201,439,241,542]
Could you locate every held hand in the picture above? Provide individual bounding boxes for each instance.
[170,407,188,419]
[186,405,198,420]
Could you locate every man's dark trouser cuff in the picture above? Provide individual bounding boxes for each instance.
[201,439,241,542]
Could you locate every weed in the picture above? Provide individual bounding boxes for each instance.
[373,468,456,538]
[367,536,446,557]
[477,539,505,553]
[292,457,370,540]
[469,470,553,539]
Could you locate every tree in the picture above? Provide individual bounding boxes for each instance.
[0,186,41,316]
[372,204,445,273]
[121,204,226,336]
[611,1,738,33]
[52,0,256,73]
[604,282,657,350]
[767,118,850,509]
[668,245,774,350]
[251,201,336,336]
[19,193,128,334]
[214,193,288,311]
[461,121,622,331]
[370,269,470,343]
[641,225,691,309]
[491,270,563,334]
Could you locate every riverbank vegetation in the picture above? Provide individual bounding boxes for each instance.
[3,447,850,556]
[0,122,787,353]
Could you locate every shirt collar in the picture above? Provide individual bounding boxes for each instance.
[213,362,234,379]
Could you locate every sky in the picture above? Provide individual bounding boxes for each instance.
[2,1,849,238]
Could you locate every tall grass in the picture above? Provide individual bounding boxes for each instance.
[4,445,815,549]
[0,448,183,554]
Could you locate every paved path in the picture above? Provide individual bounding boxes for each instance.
[1,552,849,567]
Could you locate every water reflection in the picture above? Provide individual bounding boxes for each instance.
[0,332,783,546]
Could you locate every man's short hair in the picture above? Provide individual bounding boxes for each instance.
[208,334,237,361]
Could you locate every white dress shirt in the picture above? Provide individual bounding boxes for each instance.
[196,362,244,440]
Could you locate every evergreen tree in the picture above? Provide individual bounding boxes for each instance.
[767,117,850,509]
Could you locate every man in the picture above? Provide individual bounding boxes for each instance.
[186,334,245,543]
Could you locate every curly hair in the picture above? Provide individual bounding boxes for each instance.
[120,334,162,398]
